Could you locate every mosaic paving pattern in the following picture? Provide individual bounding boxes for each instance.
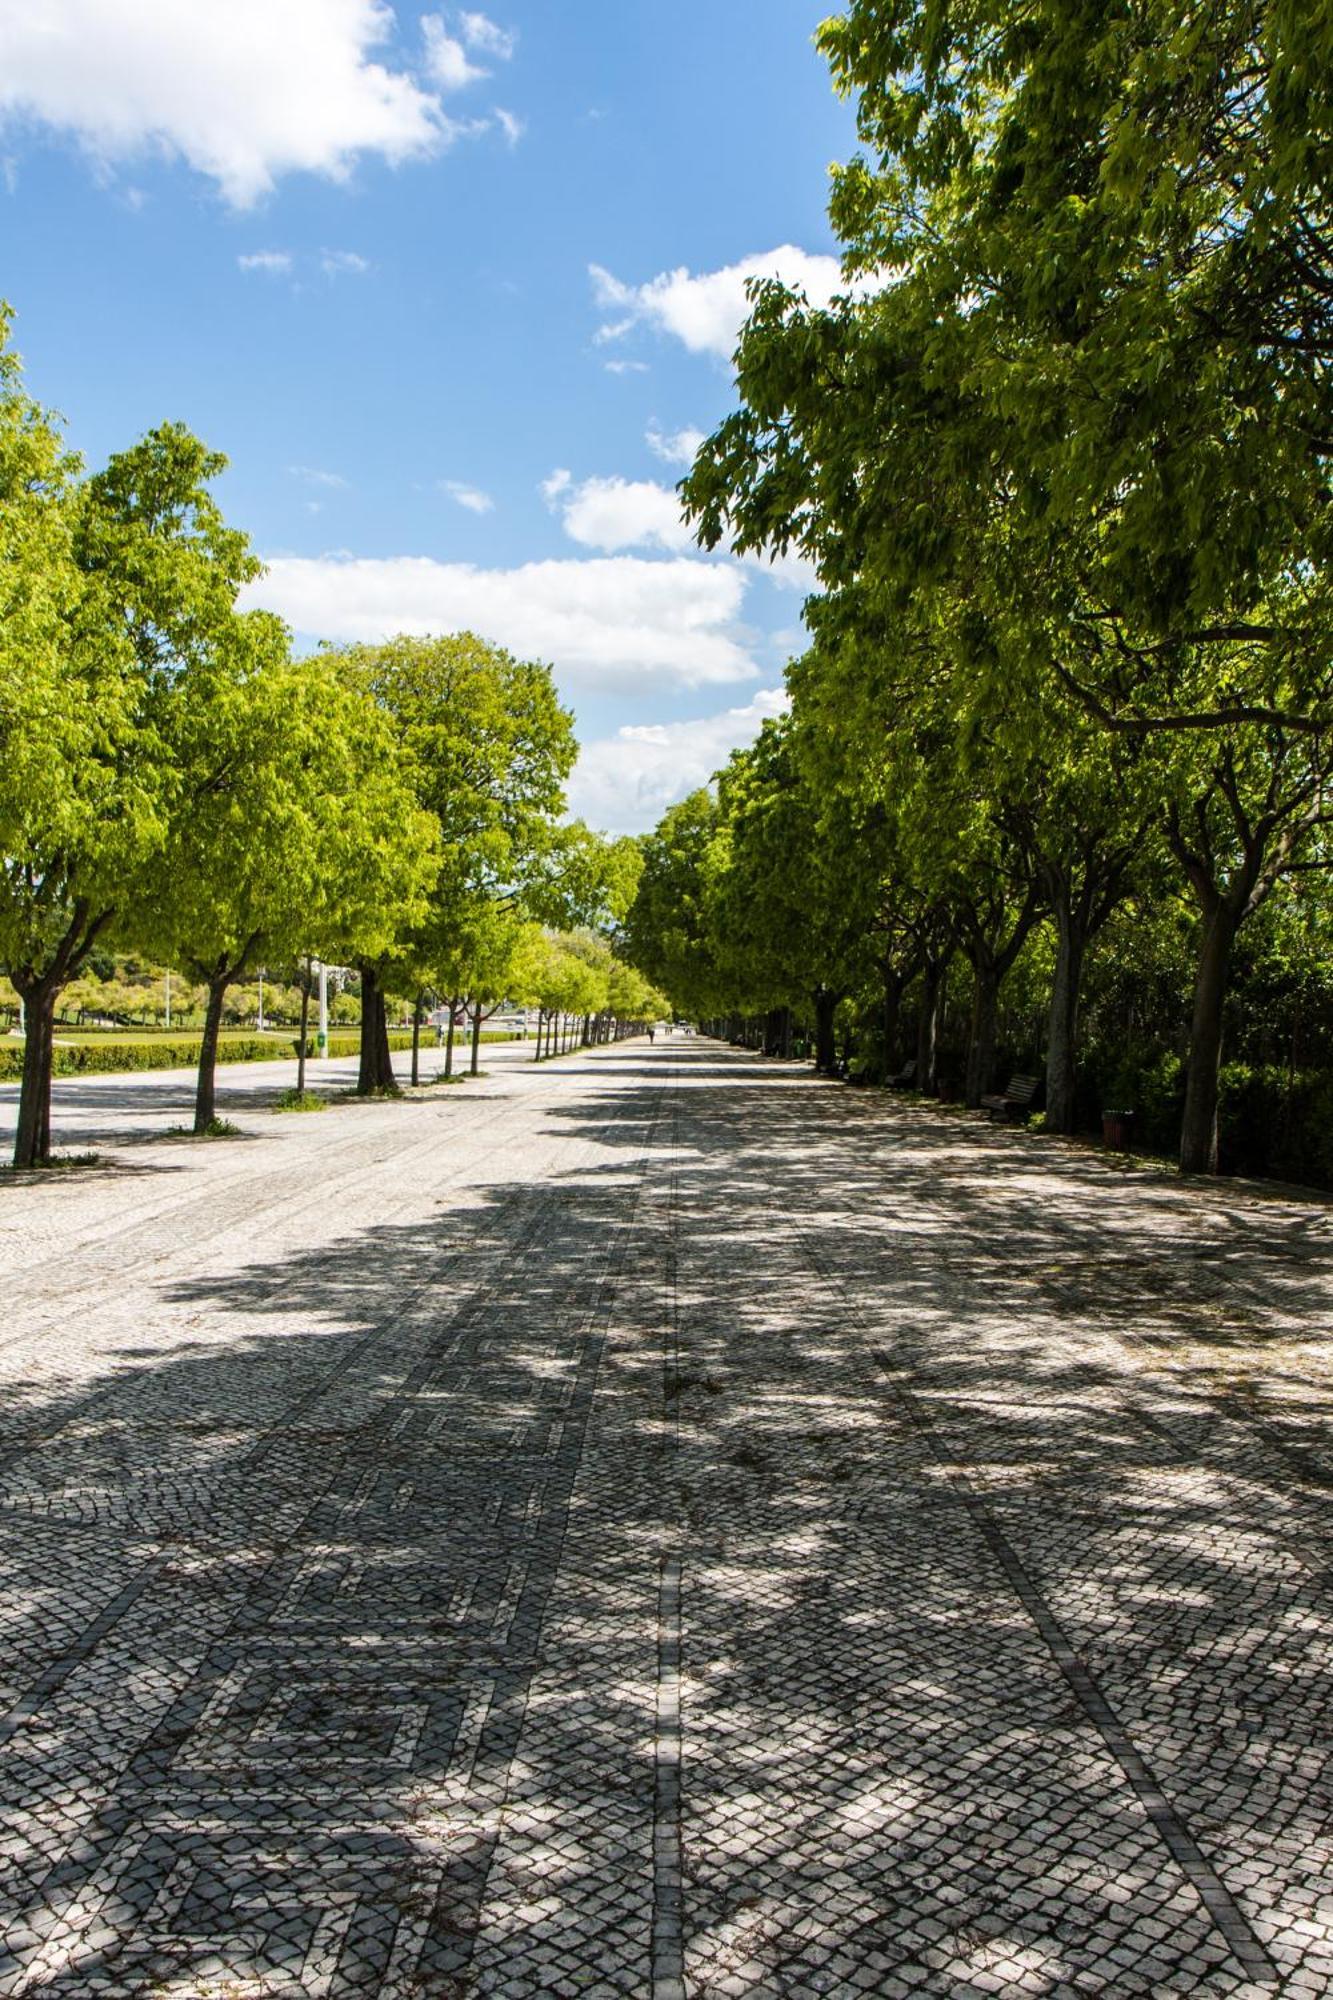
[1,1043,1331,1996]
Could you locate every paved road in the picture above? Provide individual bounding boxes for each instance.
[1,1040,1330,1997]
[0,1036,538,1153]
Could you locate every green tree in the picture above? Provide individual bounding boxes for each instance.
[685,0,1333,1170]
[530,821,645,935]
[141,634,435,1130]
[623,790,725,1021]
[328,633,576,1093]
[0,394,262,1165]
[709,714,878,1071]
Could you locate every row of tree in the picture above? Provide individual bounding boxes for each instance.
[625,0,1333,1177]
[0,315,656,1165]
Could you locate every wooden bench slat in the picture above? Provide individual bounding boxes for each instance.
[982,1073,1043,1119]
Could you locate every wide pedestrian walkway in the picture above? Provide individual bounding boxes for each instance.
[0,1040,1329,1996]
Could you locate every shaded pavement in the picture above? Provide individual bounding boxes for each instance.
[0,1040,1330,1997]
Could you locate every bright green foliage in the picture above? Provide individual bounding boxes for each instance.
[327,631,576,1090]
[530,820,645,934]
[816,0,1333,715]
[347,630,575,917]
[0,315,84,868]
[607,957,668,1023]
[707,713,873,1016]
[0,367,271,1164]
[679,0,1333,1170]
[510,930,608,1031]
[623,790,727,1020]
[139,631,436,1129]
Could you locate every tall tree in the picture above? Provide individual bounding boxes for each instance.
[141,635,435,1130]
[0,391,262,1165]
[685,0,1333,1169]
[709,715,876,1072]
[623,790,726,1022]
[328,633,576,1093]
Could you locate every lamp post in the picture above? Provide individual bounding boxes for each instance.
[165,969,171,1032]
[317,962,328,1056]
[257,969,265,1032]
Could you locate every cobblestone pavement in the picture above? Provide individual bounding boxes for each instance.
[1,1040,1331,1998]
[0,1037,536,1152]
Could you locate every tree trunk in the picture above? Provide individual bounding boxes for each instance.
[470,1003,483,1076]
[11,899,116,1166]
[814,990,837,1075]
[194,974,229,1133]
[965,965,1000,1108]
[12,980,57,1169]
[445,999,459,1078]
[297,974,311,1096]
[1180,901,1238,1175]
[882,968,906,1080]
[1045,899,1087,1136]
[915,963,945,1094]
[356,963,397,1094]
[411,990,424,1088]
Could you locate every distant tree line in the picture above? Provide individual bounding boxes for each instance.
[0,315,662,1166]
[626,0,1333,1183]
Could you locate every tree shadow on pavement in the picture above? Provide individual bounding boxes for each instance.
[0,1044,1329,1994]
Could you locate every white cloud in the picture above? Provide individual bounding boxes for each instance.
[289,464,348,489]
[238,249,292,275]
[603,359,649,376]
[590,245,851,360]
[246,553,758,689]
[545,466,816,591]
[547,473,695,555]
[421,14,487,89]
[320,248,371,276]
[647,423,705,469]
[460,12,516,58]
[0,0,452,207]
[568,688,790,833]
[422,10,513,89]
[493,106,524,145]
[441,479,495,515]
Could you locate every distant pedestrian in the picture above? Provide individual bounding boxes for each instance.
[648,1024,656,1043]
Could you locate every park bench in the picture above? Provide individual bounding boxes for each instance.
[886,1059,916,1090]
[981,1073,1042,1121]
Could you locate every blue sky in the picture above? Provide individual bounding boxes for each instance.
[0,1,856,830]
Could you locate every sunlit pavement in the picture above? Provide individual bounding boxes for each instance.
[0,1038,1330,1997]
[0,1034,538,1152]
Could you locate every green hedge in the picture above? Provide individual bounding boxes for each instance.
[0,1031,415,1081]
[1215,1063,1333,1188]
[1079,1041,1333,1188]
